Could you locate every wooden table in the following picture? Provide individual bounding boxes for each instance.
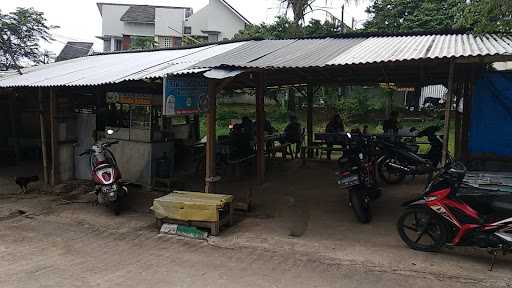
[152,191,234,236]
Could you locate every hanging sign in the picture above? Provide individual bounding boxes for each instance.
[163,76,208,116]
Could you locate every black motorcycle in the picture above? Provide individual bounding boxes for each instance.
[377,125,443,185]
[337,132,381,223]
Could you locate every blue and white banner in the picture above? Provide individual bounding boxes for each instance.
[163,76,207,116]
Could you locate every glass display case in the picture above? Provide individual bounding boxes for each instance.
[105,92,169,142]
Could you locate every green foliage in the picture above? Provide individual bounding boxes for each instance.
[364,0,512,33]
[182,35,208,47]
[131,36,156,50]
[234,16,339,39]
[457,0,512,33]
[0,7,54,71]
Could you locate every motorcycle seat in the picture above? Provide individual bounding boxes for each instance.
[490,196,512,215]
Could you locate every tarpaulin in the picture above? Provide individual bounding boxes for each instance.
[469,72,512,157]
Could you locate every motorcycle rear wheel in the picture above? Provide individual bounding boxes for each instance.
[397,207,447,252]
[349,189,372,224]
[377,156,407,184]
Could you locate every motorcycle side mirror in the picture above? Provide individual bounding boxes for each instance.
[107,129,115,135]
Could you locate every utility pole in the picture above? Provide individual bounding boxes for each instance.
[341,5,345,32]
[352,17,355,30]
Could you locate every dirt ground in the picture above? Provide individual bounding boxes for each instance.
[0,160,511,288]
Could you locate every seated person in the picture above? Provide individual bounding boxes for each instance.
[383,111,400,135]
[325,114,345,160]
[264,117,276,135]
[229,124,254,160]
[282,114,302,144]
[241,116,254,137]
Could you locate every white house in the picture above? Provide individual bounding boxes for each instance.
[184,0,251,43]
[97,0,250,52]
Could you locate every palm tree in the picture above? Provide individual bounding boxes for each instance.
[281,0,362,26]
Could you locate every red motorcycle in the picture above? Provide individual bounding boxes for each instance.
[80,139,128,215]
[397,161,512,270]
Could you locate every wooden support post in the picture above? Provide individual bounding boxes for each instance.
[38,88,49,185]
[255,72,265,185]
[454,83,465,160]
[193,114,200,142]
[442,62,455,164]
[306,85,314,158]
[205,79,217,193]
[49,88,57,186]
[461,79,474,163]
[8,94,20,163]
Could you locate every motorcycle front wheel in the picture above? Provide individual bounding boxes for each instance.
[397,207,447,252]
[377,156,407,184]
[349,189,372,224]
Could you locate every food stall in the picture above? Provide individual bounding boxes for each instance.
[102,76,207,187]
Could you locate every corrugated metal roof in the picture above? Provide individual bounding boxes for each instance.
[2,33,512,88]
[194,38,364,68]
[327,34,512,66]
[0,42,246,87]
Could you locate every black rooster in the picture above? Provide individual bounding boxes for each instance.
[15,176,39,193]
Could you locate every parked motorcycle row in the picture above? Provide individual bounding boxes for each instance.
[335,126,512,270]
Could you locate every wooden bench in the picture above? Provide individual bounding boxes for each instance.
[152,191,234,236]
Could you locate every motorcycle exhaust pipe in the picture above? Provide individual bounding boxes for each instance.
[386,162,412,173]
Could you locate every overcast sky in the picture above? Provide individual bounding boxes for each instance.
[1,0,370,56]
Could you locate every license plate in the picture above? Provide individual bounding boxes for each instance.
[338,174,360,188]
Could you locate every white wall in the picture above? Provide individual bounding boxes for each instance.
[184,5,208,37]
[124,22,155,37]
[155,8,185,37]
[101,4,155,38]
[207,0,246,40]
[101,4,130,37]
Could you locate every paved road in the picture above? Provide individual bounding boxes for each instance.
[0,212,506,288]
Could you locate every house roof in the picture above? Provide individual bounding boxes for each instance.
[56,42,94,62]
[1,33,512,88]
[97,2,191,16]
[120,5,155,23]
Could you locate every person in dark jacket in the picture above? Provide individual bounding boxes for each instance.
[281,114,303,158]
[383,111,400,135]
[325,114,345,160]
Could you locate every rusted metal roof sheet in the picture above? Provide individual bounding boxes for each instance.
[327,34,512,66]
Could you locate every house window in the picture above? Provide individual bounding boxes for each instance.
[159,36,174,48]
[185,9,193,18]
[114,39,122,51]
[183,26,192,35]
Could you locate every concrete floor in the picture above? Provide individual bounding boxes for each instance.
[0,160,511,288]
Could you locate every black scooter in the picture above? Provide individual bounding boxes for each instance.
[377,125,443,185]
[337,132,381,223]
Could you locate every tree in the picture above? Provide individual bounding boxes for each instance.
[234,16,339,40]
[131,36,156,50]
[0,7,54,73]
[457,0,512,33]
[364,0,465,32]
[280,0,361,25]
[364,0,512,33]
